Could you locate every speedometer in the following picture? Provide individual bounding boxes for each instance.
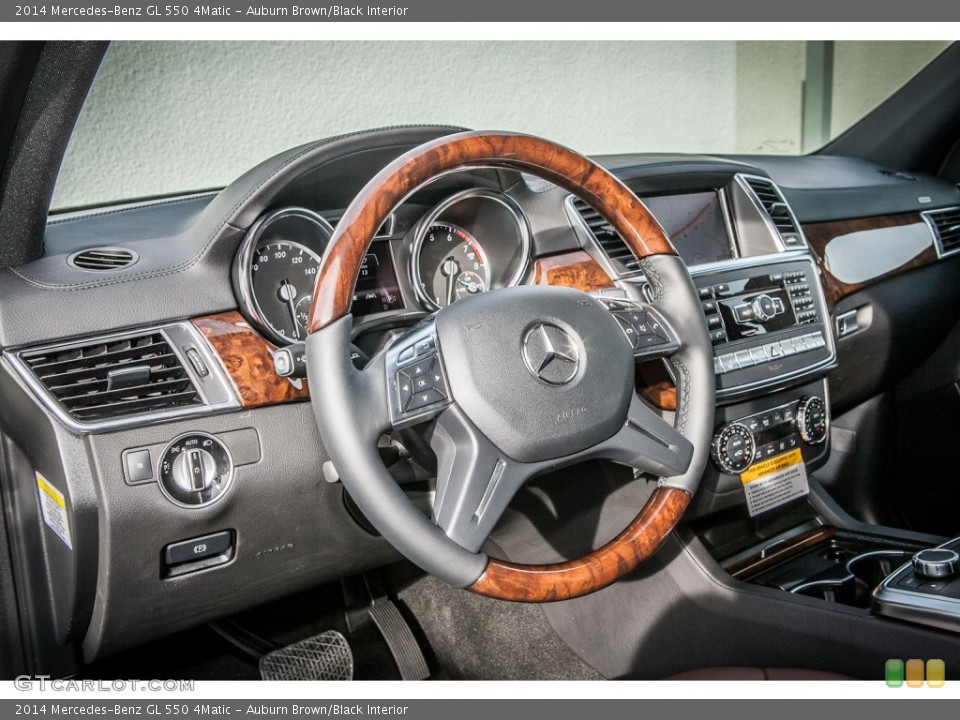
[234,208,333,345]
[249,240,322,342]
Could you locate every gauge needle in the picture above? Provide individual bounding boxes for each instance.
[440,257,460,306]
[280,279,300,339]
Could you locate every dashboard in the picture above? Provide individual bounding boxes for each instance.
[2,125,960,674]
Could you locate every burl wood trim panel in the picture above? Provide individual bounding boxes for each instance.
[469,487,691,602]
[803,213,937,308]
[308,131,676,332]
[532,250,615,292]
[192,311,309,409]
[636,361,677,411]
[727,526,835,580]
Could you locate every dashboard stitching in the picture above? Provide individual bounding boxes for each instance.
[9,125,465,292]
[609,161,760,178]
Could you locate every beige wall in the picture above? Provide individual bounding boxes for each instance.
[53,41,738,209]
[831,41,950,137]
[51,40,950,210]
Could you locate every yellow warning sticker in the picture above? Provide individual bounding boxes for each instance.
[741,448,804,484]
[739,448,809,518]
[36,472,72,549]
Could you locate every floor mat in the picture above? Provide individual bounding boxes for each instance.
[389,566,603,680]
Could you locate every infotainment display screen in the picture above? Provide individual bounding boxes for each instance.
[641,191,733,266]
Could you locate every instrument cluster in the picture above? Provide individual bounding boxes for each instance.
[233,188,532,345]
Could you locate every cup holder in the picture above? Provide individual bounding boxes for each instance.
[790,550,912,608]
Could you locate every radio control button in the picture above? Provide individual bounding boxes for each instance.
[698,286,714,300]
[735,349,753,367]
[733,304,755,323]
[719,353,739,373]
[702,299,718,314]
[750,347,767,364]
[714,357,724,374]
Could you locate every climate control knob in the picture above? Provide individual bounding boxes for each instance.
[913,548,960,579]
[711,423,755,475]
[797,396,828,444]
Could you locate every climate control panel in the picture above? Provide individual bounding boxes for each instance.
[710,394,829,475]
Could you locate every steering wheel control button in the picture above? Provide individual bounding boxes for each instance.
[164,530,233,566]
[157,432,234,508]
[711,423,755,475]
[387,327,453,425]
[913,549,960,579]
[397,345,416,365]
[602,302,677,358]
[415,337,436,356]
[123,448,154,484]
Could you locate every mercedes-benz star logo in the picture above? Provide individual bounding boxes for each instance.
[522,324,580,385]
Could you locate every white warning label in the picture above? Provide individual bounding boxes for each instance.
[36,472,73,549]
[740,448,809,518]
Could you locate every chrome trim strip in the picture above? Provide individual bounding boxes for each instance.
[921,206,960,259]
[734,173,810,252]
[3,323,241,435]
[563,193,630,280]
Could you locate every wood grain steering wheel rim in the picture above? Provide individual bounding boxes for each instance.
[307,131,700,603]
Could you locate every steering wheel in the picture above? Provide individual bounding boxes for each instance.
[305,131,714,602]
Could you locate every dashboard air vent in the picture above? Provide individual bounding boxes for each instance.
[570,198,641,275]
[743,177,804,248]
[68,247,138,271]
[20,333,201,422]
[924,207,960,257]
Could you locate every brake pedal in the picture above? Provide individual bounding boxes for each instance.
[259,630,354,681]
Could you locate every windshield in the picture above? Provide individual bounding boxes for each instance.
[51,40,949,211]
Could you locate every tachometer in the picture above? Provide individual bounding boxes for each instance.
[413,223,490,309]
[234,208,333,345]
[409,189,531,311]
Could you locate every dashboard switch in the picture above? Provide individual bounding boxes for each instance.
[164,531,232,566]
[123,448,154,484]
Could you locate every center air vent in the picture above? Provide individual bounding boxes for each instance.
[569,198,641,275]
[923,207,960,257]
[741,177,805,248]
[20,332,201,422]
[68,247,138,271]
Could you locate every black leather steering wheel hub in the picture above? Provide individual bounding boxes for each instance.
[435,285,635,463]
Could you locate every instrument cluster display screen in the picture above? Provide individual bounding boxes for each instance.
[352,242,405,316]
[641,191,733,266]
